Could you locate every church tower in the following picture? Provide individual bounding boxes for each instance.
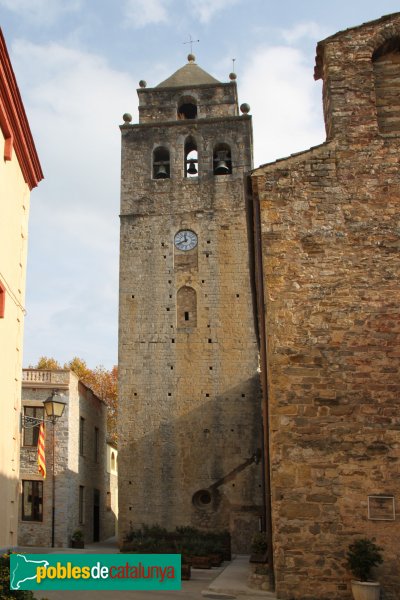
[118,54,262,551]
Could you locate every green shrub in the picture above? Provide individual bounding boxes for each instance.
[175,526,199,537]
[122,524,231,558]
[141,524,168,539]
[0,553,44,600]
[71,530,84,542]
[251,532,268,554]
[346,538,383,581]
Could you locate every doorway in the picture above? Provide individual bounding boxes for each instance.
[93,489,100,542]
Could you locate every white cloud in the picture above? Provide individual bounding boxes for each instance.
[192,0,241,24]
[11,39,138,367]
[240,45,326,166]
[12,40,137,207]
[281,21,329,44]
[0,0,81,25]
[123,0,169,28]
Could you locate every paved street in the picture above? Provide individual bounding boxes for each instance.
[32,567,223,600]
[15,539,275,600]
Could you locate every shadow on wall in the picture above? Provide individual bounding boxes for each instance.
[119,374,263,553]
[17,465,115,548]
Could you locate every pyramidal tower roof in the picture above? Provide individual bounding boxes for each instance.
[156,54,220,88]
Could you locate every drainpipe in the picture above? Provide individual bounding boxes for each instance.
[251,175,275,592]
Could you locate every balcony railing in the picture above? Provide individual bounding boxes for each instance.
[22,369,70,385]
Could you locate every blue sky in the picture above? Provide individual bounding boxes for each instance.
[1,0,399,369]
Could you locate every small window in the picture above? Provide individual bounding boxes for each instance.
[22,480,43,521]
[111,452,116,472]
[79,485,85,524]
[184,136,198,178]
[177,286,197,328]
[213,143,232,175]
[23,407,44,446]
[79,417,85,456]
[94,427,99,463]
[153,146,170,179]
[178,96,197,120]
[0,281,5,318]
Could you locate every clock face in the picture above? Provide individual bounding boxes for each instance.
[174,230,198,251]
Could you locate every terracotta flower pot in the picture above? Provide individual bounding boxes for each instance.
[351,580,380,600]
[209,553,223,567]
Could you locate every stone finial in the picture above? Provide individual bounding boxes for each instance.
[229,72,237,81]
[139,80,147,88]
[187,53,196,63]
[122,113,132,123]
[240,103,250,114]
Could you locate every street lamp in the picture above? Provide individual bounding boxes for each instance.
[43,391,66,421]
[43,391,66,548]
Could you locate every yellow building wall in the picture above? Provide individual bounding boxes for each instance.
[0,127,31,548]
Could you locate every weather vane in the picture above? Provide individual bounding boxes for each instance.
[183,35,200,54]
[232,58,236,73]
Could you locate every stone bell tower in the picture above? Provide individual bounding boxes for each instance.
[118,54,262,551]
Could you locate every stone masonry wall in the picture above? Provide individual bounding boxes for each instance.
[119,80,262,552]
[137,82,238,123]
[19,370,110,547]
[76,382,108,544]
[19,371,71,547]
[253,13,400,600]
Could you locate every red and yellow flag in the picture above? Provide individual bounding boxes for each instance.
[37,422,46,479]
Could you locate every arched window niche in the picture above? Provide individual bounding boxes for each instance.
[213,143,232,175]
[184,136,198,178]
[177,286,197,328]
[153,146,170,179]
[372,36,400,134]
[178,96,197,120]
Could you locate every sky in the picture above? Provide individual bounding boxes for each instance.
[2,0,399,369]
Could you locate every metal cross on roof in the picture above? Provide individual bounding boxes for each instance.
[183,35,200,54]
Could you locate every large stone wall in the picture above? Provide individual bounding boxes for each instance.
[118,74,262,551]
[252,12,400,600]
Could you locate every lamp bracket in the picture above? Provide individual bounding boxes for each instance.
[21,415,52,428]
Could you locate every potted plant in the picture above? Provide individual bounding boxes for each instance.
[188,539,212,569]
[250,532,268,563]
[346,538,383,600]
[70,529,85,549]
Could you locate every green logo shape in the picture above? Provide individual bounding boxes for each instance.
[10,554,181,590]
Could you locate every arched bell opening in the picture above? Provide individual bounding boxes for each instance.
[213,143,232,175]
[184,136,198,178]
[153,146,170,179]
[178,96,198,120]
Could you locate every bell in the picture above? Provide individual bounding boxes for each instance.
[155,164,168,179]
[187,160,198,175]
[214,159,230,175]
[214,151,230,174]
